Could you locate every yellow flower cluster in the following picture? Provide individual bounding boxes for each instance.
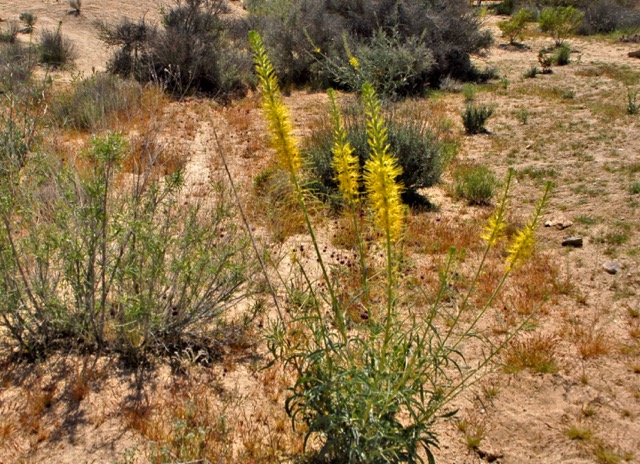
[328,89,360,204]
[505,181,552,271]
[481,170,512,247]
[361,83,404,242]
[249,31,301,176]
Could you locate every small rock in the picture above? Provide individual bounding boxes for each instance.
[545,218,574,230]
[602,261,621,275]
[477,446,504,463]
[562,236,583,247]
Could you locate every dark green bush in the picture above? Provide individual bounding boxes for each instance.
[247,0,493,95]
[461,103,494,134]
[98,0,250,97]
[0,133,253,360]
[39,25,77,68]
[49,73,143,130]
[453,164,498,205]
[553,43,571,65]
[578,0,640,35]
[305,104,447,204]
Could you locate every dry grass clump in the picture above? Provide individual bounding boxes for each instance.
[404,212,484,255]
[503,333,560,374]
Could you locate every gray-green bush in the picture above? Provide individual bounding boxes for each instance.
[304,103,448,204]
[0,132,253,360]
[39,25,77,68]
[48,73,143,130]
[247,0,494,95]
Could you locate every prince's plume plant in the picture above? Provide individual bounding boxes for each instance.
[249,31,552,463]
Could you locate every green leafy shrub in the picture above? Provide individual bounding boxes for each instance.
[453,164,498,205]
[48,73,143,130]
[539,6,584,46]
[247,0,493,95]
[0,133,253,360]
[498,8,533,44]
[97,0,250,97]
[38,24,77,68]
[462,103,494,134]
[305,103,447,204]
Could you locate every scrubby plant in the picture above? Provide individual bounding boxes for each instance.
[97,0,250,97]
[38,24,77,68]
[453,164,498,206]
[498,8,533,44]
[247,0,493,95]
[463,83,478,102]
[537,49,554,73]
[0,43,36,88]
[578,0,640,35]
[462,103,494,134]
[250,30,551,464]
[48,73,143,130]
[0,21,20,44]
[19,12,38,34]
[304,102,447,204]
[552,43,572,65]
[539,6,584,46]
[0,132,253,360]
[627,87,639,115]
[523,65,540,78]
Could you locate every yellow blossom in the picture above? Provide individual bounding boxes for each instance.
[505,181,552,271]
[361,83,404,242]
[328,89,359,204]
[249,31,301,176]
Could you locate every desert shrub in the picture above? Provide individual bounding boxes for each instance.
[537,49,554,73]
[453,164,498,205]
[494,0,516,15]
[628,88,639,115]
[19,12,38,34]
[98,0,250,97]
[0,43,35,88]
[0,132,253,360]
[462,103,494,134]
[0,21,20,44]
[305,103,446,204]
[321,29,436,98]
[539,6,584,46]
[463,83,478,101]
[38,25,77,68]
[523,65,540,78]
[246,0,493,95]
[498,8,533,44]
[578,0,640,35]
[250,32,551,463]
[48,73,143,130]
[552,43,572,65]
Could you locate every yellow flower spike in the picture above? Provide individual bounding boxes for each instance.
[249,31,301,176]
[505,181,552,271]
[328,89,360,204]
[361,83,404,242]
[482,169,513,247]
[349,56,360,70]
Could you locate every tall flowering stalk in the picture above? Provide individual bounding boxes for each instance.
[328,88,369,300]
[361,82,404,363]
[361,83,404,244]
[249,32,346,340]
[249,31,301,177]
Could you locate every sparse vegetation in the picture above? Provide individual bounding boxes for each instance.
[498,8,533,45]
[19,12,37,34]
[453,163,498,206]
